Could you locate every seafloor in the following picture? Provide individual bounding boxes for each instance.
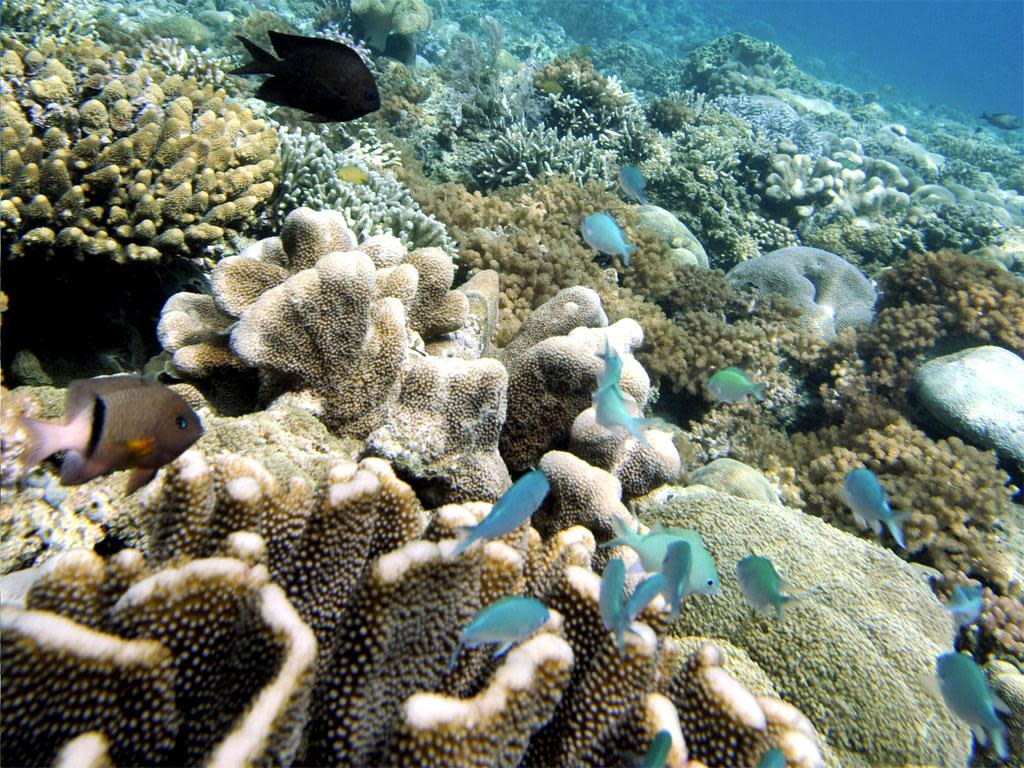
[0,0,1022,766]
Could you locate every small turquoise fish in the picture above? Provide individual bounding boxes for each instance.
[947,584,985,628]
[581,212,637,266]
[595,337,624,394]
[604,518,720,597]
[660,539,692,618]
[618,166,648,204]
[756,747,786,768]
[454,469,550,555]
[600,557,630,651]
[705,367,765,403]
[840,468,909,549]
[448,595,549,669]
[736,555,796,621]
[593,384,650,447]
[639,729,671,768]
[935,652,1009,760]
[626,572,667,622]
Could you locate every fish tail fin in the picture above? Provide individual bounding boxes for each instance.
[447,642,463,671]
[623,244,637,266]
[886,515,908,549]
[753,382,767,402]
[638,192,648,204]
[602,516,636,550]
[20,412,89,471]
[231,35,278,74]
[778,594,799,621]
[451,526,475,556]
[627,418,650,448]
[991,726,1008,761]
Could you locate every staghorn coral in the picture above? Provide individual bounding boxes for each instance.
[791,409,1016,589]
[271,127,453,253]
[0,38,278,264]
[857,250,1024,397]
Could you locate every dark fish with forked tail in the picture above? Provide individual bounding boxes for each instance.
[981,112,1021,130]
[21,375,203,493]
[232,31,381,122]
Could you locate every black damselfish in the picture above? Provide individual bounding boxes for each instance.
[232,31,381,122]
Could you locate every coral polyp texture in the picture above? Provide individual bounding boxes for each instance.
[158,207,470,438]
[1,449,826,768]
[0,37,278,263]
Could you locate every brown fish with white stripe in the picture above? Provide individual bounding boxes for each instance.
[20,375,203,493]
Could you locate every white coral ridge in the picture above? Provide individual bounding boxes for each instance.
[403,633,574,730]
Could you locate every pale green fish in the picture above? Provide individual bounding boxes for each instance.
[705,367,765,403]
[454,469,550,555]
[592,336,650,445]
[736,555,797,620]
[600,557,630,651]
[581,212,637,266]
[618,166,648,204]
[934,652,1009,760]
[626,572,667,622]
[604,518,720,597]
[757,747,786,768]
[660,539,692,618]
[840,468,909,549]
[448,596,549,669]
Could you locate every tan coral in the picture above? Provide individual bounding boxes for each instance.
[0,39,278,263]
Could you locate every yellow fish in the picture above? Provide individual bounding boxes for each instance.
[336,165,369,184]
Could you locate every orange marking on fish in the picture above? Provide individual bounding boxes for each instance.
[123,438,156,459]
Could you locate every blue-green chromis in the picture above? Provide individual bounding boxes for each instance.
[946,584,984,628]
[581,212,637,266]
[736,555,797,621]
[448,596,549,669]
[618,166,647,204]
[705,367,765,403]
[840,468,909,549]
[934,652,1009,760]
[454,469,550,555]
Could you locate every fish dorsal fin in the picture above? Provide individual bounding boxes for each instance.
[268,31,363,64]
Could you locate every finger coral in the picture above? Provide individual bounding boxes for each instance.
[0,37,277,264]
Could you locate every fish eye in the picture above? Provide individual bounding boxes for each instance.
[707,579,715,587]
[365,90,377,103]
[176,416,189,430]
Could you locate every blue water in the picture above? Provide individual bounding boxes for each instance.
[712,0,1024,118]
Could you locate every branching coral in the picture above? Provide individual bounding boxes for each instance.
[0,38,278,263]
[271,126,453,253]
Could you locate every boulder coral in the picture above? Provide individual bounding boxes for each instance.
[635,485,972,768]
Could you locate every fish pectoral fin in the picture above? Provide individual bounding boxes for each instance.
[125,468,158,495]
[970,723,990,747]
[991,691,1011,715]
[492,641,514,658]
[917,671,944,705]
[867,519,882,535]
[123,437,156,460]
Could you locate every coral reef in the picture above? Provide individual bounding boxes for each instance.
[636,485,972,768]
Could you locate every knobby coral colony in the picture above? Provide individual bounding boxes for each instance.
[1,7,1023,768]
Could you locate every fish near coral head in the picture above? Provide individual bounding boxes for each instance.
[581,213,636,267]
[232,31,380,122]
[705,367,765,404]
[19,375,203,493]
